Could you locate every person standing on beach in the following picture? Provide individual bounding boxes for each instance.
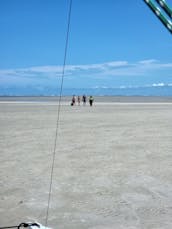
[77,96,81,106]
[89,95,94,106]
[71,95,76,106]
[82,95,86,106]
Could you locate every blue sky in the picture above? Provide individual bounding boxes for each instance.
[0,0,172,94]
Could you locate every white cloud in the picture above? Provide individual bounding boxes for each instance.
[152,83,165,87]
[138,59,158,64]
[28,66,63,73]
[105,61,128,67]
[0,61,130,79]
[0,59,172,84]
[138,59,172,69]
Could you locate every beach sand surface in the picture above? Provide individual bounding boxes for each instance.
[0,97,172,229]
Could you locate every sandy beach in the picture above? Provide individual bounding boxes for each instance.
[0,97,172,229]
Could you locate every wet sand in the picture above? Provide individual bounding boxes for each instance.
[0,97,172,229]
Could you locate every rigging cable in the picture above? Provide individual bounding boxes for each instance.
[143,0,172,33]
[45,0,73,227]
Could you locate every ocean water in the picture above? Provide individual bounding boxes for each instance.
[0,85,172,96]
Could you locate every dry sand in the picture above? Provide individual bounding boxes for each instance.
[0,97,172,229]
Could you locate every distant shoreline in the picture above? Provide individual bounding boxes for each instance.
[1,96,172,103]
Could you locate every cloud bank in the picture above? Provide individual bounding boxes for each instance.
[0,59,172,88]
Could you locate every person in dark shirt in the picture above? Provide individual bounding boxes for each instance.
[71,95,76,106]
[89,96,94,106]
[82,95,86,106]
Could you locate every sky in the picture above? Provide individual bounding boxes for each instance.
[0,0,172,94]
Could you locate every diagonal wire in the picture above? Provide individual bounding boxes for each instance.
[45,0,73,226]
